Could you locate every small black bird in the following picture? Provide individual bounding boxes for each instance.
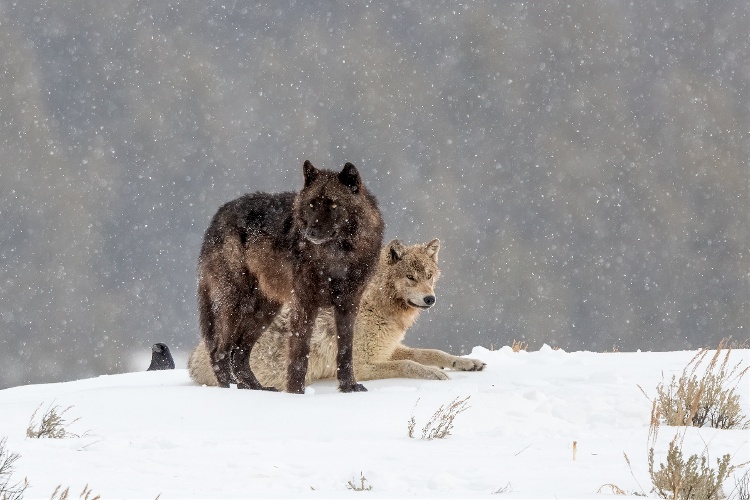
[147,343,175,371]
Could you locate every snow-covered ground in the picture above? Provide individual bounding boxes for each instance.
[0,346,748,498]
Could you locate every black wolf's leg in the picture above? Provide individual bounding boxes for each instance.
[202,266,280,390]
[333,305,367,393]
[207,342,233,388]
[287,302,314,394]
[231,293,281,391]
[199,281,234,388]
[231,346,277,391]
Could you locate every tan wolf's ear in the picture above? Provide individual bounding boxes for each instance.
[386,239,406,264]
[338,162,361,193]
[425,239,440,263]
[303,160,318,187]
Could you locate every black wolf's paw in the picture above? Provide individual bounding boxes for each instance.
[339,383,368,393]
[237,381,279,391]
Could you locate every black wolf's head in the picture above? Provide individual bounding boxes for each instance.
[294,160,367,245]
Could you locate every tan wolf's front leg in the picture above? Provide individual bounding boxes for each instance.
[355,360,449,381]
[391,346,486,371]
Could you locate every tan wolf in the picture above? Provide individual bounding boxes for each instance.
[188,239,486,390]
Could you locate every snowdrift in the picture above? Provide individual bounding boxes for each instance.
[0,347,747,498]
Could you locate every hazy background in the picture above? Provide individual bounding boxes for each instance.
[1,1,748,389]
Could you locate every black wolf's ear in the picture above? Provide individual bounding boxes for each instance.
[303,160,318,187]
[425,239,440,263]
[338,162,361,194]
[386,239,406,265]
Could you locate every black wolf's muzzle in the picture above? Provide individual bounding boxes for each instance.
[304,228,333,245]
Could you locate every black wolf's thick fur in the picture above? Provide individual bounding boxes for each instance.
[198,161,384,393]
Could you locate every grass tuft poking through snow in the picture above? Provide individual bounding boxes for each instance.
[623,341,750,499]
[345,472,373,492]
[26,403,84,439]
[407,395,471,440]
[0,438,28,500]
[650,341,749,430]
[49,484,100,500]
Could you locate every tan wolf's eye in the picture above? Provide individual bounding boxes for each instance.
[406,274,415,281]
[427,273,432,280]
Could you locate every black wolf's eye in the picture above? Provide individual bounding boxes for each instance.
[331,203,337,209]
[309,203,314,208]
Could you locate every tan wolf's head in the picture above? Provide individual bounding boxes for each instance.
[382,239,441,309]
[294,160,365,245]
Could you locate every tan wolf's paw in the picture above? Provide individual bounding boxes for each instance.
[450,357,486,371]
[423,366,450,380]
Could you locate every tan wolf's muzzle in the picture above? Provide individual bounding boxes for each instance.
[408,294,436,309]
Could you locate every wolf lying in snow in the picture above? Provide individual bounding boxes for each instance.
[188,239,486,390]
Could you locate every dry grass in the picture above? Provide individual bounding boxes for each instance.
[624,341,750,499]
[0,438,29,500]
[511,340,528,352]
[645,341,748,430]
[491,482,512,494]
[26,403,84,439]
[487,340,559,351]
[487,340,530,352]
[596,483,627,495]
[648,435,742,499]
[641,391,749,499]
[721,338,750,350]
[665,342,746,429]
[626,426,747,499]
[407,396,471,440]
[346,472,372,492]
[728,469,750,500]
[49,484,100,500]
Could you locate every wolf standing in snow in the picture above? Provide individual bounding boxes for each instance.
[189,239,486,390]
[197,161,383,393]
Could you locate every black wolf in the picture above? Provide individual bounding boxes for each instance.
[197,161,384,393]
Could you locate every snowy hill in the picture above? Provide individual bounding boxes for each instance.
[0,347,748,498]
